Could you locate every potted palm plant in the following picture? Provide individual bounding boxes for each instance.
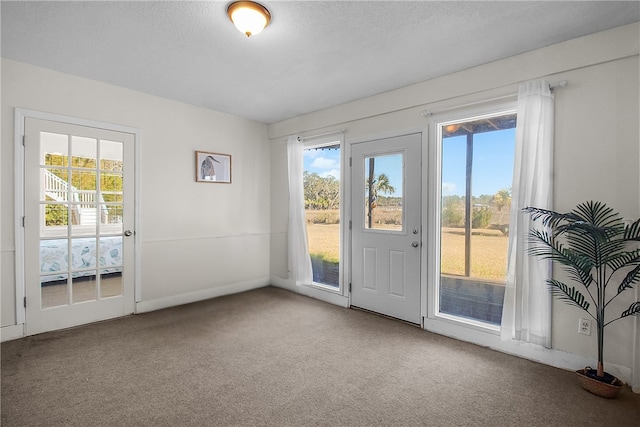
[524,201,640,398]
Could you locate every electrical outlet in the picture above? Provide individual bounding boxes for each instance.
[578,318,591,336]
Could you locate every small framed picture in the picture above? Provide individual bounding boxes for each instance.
[195,151,232,183]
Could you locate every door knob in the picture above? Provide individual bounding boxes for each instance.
[124,230,133,237]
[411,241,419,248]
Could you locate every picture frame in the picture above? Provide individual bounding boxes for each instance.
[195,151,232,183]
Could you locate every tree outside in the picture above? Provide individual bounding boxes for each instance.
[44,153,123,226]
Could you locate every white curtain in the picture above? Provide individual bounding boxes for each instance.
[501,81,554,347]
[287,135,313,286]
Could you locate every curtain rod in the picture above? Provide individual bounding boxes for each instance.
[421,80,568,117]
[297,129,345,141]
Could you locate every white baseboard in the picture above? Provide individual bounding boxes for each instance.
[424,316,637,393]
[1,324,25,342]
[135,277,270,314]
[270,275,296,291]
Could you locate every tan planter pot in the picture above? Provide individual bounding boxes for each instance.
[575,368,623,398]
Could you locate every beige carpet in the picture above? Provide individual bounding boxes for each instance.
[2,286,639,426]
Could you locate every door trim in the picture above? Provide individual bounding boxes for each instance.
[14,108,141,328]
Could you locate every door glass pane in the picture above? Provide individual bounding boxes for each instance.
[40,132,69,166]
[100,270,123,298]
[71,170,97,214]
[72,272,97,303]
[40,238,68,273]
[43,167,69,203]
[99,237,123,298]
[71,170,97,192]
[70,237,97,304]
[42,203,69,237]
[100,140,123,171]
[40,238,69,308]
[99,236,123,269]
[364,153,403,231]
[71,204,97,235]
[101,205,123,234]
[303,144,340,288]
[41,273,69,308]
[71,238,97,270]
[101,173,123,202]
[438,113,516,326]
[71,136,97,168]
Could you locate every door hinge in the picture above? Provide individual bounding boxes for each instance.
[349,220,352,230]
[22,216,25,227]
[24,297,27,308]
[349,283,352,293]
[349,157,352,167]
[22,135,26,146]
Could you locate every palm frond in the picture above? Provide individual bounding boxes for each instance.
[561,221,625,268]
[563,222,620,253]
[522,206,581,229]
[624,218,640,241]
[527,229,594,287]
[574,200,622,228]
[618,264,640,294]
[546,279,590,312]
[562,232,599,265]
[607,249,640,272]
[599,238,628,256]
[620,301,640,318]
[526,228,554,253]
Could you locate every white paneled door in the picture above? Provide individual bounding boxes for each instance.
[24,118,135,335]
[351,133,422,324]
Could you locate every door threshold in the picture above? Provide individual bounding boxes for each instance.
[350,306,421,327]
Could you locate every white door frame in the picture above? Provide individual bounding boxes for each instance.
[14,108,141,329]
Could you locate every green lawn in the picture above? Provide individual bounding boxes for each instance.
[306,222,508,282]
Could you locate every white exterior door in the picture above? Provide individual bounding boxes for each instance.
[351,133,422,324]
[24,118,135,335]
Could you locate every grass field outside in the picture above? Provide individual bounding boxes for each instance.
[305,209,508,282]
[441,227,508,282]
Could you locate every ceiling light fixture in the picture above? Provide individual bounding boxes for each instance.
[227,1,271,37]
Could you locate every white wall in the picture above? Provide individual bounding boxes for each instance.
[1,59,271,328]
[269,23,640,389]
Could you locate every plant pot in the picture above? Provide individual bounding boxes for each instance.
[575,367,623,398]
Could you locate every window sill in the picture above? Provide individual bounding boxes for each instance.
[432,312,501,335]
[307,281,341,294]
[297,282,349,308]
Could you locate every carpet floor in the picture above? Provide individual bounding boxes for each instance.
[2,286,639,426]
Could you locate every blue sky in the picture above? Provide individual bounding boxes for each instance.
[303,127,515,198]
[304,148,340,180]
[364,154,403,196]
[304,148,404,195]
[442,128,516,197]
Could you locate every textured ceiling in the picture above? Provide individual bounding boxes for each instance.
[2,1,639,124]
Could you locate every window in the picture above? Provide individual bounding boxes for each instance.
[437,110,517,327]
[364,153,403,231]
[303,142,341,288]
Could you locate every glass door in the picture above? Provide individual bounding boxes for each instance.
[24,117,135,335]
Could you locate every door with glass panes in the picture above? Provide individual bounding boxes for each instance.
[24,118,135,335]
[351,133,422,324]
